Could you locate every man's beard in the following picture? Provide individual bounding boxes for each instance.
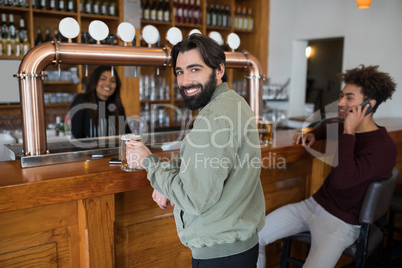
[179,70,217,110]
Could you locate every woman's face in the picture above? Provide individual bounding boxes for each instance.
[96,70,117,101]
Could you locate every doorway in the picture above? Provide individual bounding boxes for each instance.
[305,37,344,117]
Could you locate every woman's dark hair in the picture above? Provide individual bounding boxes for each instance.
[171,33,228,82]
[339,65,396,112]
[83,65,124,127]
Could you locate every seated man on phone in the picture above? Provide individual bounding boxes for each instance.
[257,65,397,268]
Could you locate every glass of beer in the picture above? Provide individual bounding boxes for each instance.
[120,134,143,172]
[258,119,273,145]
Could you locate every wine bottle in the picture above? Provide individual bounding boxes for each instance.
[108,0,116,16]
[150,0,157,21]
[35,26,43,45]
[157,0,163,21]
[22,31,30,55]
[45,27,51,42]
[163,0,170,22]
[143,0,150,20]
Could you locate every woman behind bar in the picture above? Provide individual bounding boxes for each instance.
[69,65,130,138]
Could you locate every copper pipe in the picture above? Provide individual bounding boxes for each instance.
[16,41,264,157]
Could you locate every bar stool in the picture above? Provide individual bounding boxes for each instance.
[386,186,402,250]
[280,168,400,268]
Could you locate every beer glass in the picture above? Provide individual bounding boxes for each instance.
[120,134,143,172]
[258,119,273,145]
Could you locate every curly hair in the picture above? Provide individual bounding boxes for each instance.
[339,65,396,112]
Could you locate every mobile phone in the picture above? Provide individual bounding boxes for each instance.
[360,100,373,116]
[109,158,121,164]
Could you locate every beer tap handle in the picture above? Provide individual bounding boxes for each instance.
[117,22,137,77]
[227,33,241,52]
[142,25,160,76]
[208,31,224,47]
[89,20,109,45]
[58,17,80,75]
[188,28,202,36]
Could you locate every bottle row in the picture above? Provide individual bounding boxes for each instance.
[0,0,29,8]
[0,13,29,56]
[44,92,76,104]
[139,74,170,101]
[141,0,172,22]
[234,6,253,31]
[0,0,117,16]
[206,2,230,28]
[141,103,193,128]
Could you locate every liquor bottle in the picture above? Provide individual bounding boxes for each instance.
[108,0,116,16]
[67,0,74,11]
[1,14,7,49]
[93,0,100,14]
[8,14,15,39]
[173,0,177,22]
[247,7,253,31]
[235,6,242,30]
[188,0,194,24]
[216,4,222,27]
[206,1,210,26]
[22,31,30,55]
[143,0,150,20]
[5,32,12,56]
[101,0,107,15]
[49,0,56,10]
[225,5,230,28]
[39,0,46,9]
[163,0,170,22]
[221,5,228,28]
[176,0,183,23]
[54,27,62,41]
[193,0,200,25]
[18,18,26,51]
[150,0,157,21]
[45,27,51,42]
[35,26,43,45]
[58,0,65,10]
[14,30,20,57]
[242,6,247,30]
[210,3,216,26]
[183,0,188,24]
[84,0,92,13]
[156,0,163,21]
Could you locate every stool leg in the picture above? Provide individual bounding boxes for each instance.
[280,238,291,268]
[387,210,396,250]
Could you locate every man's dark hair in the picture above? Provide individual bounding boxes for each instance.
[171,33,228,82]
[339,65,396,112]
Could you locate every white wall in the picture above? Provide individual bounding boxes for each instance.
[268,0,402,118]
[0,60,21,103]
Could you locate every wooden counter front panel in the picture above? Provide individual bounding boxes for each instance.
[115,188,192,268]
[0,201,78,267]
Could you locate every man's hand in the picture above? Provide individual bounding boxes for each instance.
[152,189,173,209]
[343,103,370,135]
[293,132,316,146]
[125,140,152,169]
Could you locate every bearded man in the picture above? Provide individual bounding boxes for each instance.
[125,33,265,268]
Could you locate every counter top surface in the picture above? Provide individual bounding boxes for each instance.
[0,118,401,213]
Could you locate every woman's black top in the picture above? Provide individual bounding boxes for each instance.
[70,94,130,138]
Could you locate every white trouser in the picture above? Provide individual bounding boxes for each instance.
[257,197,360,268]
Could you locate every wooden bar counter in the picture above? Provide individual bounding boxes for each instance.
[0,119,401,267]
